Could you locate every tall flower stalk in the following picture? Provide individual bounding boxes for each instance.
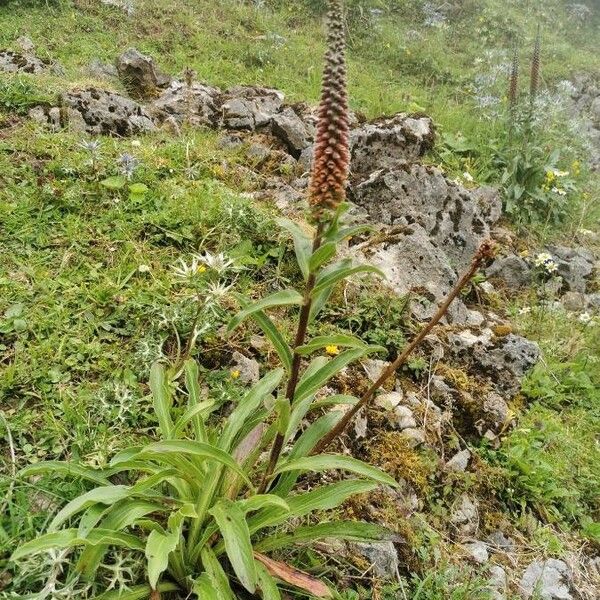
[260,0,350,491]
[507,47,519,142]
[529,26,541,106]
[308,0,350,222]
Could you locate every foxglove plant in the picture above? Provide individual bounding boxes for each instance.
[12,2,397,598]
[12,2,495,597]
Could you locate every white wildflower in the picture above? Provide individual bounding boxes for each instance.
[197,251,235,273]
[138,264,151,273]
[551,187,567,196]
[171,256,206,279]
[518,307,532,315]
[533,253,558,274]
[578,312,592,324]
[207,281,233,298]
[463,172,474,183]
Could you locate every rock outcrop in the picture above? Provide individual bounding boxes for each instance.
[59,88,155,136]
[351,163,501,321]
[116,48,172,99]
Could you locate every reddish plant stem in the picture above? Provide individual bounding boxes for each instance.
[312,240,496,455]
[258,223,325,493]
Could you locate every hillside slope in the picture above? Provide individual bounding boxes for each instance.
[1,1,599,599]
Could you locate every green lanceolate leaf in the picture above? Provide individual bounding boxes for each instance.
[140,440,253,488]
[308,287,334,324]
[192,574,220,599]
[295,334,371,356]
[275,411,344,496]
[287,480,379,517]
[248,480,378,535]
[219,368,284,453]
[275,455,398,488]
[49,485,131,531]
[145,528,179,590]
[240,494,289,515]
[109,446,145,467]
[210,499,257,594]
[277,217,312,281]
[294,348,370,403]
[149,362,174,439]
[311,263,384,297]
[172,400,215,438]
[256,562,282,600]
[227,290,303,333]
[275,397,291,436]
[246,308,293,372]
[183,359,208,442]
[308,242,336,273]
[201,546,236,600]
[18,461,111,486]
[12,530,79,560]
[96,582,179,600]
[78,504,107,538]
[256,521,392,552]
[77,500,166,578]
[11,528,144,561]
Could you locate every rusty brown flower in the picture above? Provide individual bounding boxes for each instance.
[308,0,350,220]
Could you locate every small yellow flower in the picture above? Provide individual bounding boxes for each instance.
[230,369,241,379]
[572,160,581,176]
[325,345,340,356]
[197,265,207,274]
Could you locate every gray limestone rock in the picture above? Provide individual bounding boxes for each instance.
[520,559,573,600]
[350,114,435,177]
[487,255,533,289]
[219,86,284,130]
[59,88,155,136]
[561,291,587,312]
[231,351,260,385]
[0,50,51,74]
[445,449,471,472]
[352,541,399,580]
[352,163,500,322]
[151,80,220,126]
[547,245,595,293]
[271,106,314,157]
[451,495,479,536]
[465,541,489,564]
[393,405,417,431]
[116,47,171,99]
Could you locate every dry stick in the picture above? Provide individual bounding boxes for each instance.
[312,239,496,455]
[258,223,326,493]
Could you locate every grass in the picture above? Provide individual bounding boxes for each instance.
[1,0,599,597]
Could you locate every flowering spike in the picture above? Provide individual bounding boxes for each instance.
[530,26,541,103]
[308,0,350,220]
[508,47,519,110]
